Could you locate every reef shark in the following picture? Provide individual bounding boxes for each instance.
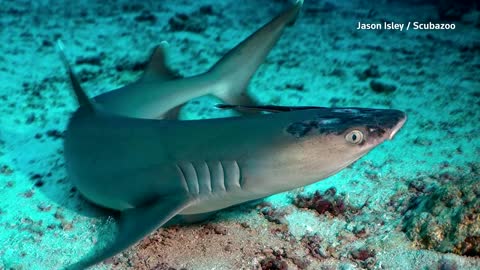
[59,0,406,269]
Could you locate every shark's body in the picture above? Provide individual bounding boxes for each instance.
[67,106,405,215]
[60,1,406,269]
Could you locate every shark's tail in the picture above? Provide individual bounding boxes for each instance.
[206,0,303,106]
[56,40,95,112]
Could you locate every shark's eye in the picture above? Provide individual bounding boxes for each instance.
[345,130,364,144]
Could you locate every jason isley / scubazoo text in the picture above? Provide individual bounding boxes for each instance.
[357,21,456,31]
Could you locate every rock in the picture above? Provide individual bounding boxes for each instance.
[260,206,288,224]
[260,257,288,270]
[41,40,54,47]
[26,113,35,124]
[402,171,480,256]
[34,180,44,187]
[122,3,144,12]
[198,5,214,15]
[134,10,157,23]
[351,247,375,261]
[75,54,103,66]
[46,129,63,139]
[288,255,310,269]
[301,234,326,259]
[369,79,397,93]
[285,83,305,91]
[1,165,14,175]
[169,12,207,33]
[203,224,228,235]
[356,65,381,81]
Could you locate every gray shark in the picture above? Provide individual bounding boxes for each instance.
[59,0,406,269]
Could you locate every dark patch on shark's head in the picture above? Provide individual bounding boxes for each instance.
[286,121,319,138]
[285,107,406,143]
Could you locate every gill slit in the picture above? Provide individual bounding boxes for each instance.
[204,160,212,193]
[219,160,226,192]
[234,160,243,189]
[190,161,200,195]
[176,163,189,193]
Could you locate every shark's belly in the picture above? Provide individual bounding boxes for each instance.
[180,191,263,215]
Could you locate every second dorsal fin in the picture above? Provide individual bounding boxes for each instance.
[141,41,181,82]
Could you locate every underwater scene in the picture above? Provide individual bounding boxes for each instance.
[0,0,479,269]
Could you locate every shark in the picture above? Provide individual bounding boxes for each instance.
[59,0,406,269]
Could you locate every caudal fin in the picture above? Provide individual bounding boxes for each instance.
[56,40,95,112]
[207,0,303,105]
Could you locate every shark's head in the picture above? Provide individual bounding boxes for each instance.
[281,107,407,182]
[322,107,406,154]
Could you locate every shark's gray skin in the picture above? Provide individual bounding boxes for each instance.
[59,0,407,269]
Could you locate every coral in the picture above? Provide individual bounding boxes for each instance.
[402,165,480,256]
[294,187,358,217]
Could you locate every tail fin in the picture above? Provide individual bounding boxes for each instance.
[207,0,303,105]
[56,40,95,112]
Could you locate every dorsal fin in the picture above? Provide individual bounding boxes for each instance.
[56,40,95,112]
[216,104,323,113]
[141,41,181,82]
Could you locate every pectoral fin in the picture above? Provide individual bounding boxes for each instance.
[65,195,193,270]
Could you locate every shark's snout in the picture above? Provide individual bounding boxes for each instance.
[360,108,406,142]
[388,113,407,140]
